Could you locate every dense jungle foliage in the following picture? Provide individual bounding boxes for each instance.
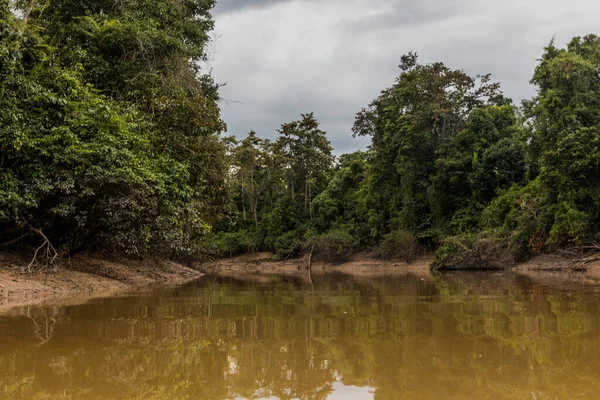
[2,0,600,268]
[219,37,600,269]
[1,0,226,259]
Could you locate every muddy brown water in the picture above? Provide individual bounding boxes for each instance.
[0,271,599,399]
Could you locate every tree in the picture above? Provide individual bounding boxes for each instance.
[275,113,334,217]
[211,114,335,257]
[353,52,504,240]
[431,105,527,233]
[469,35,600,259]
[312,151,372,240]
[231,131,263,225]
[0,0,226,259]
[525,35,600,246]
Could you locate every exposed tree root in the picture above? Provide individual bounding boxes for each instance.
[13,227,60,273]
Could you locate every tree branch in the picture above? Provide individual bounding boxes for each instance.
[0,233,28,247]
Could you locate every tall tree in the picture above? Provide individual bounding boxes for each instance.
[36,0,228,222]
[276,113,334,217]
[526,35,600,245]
[232,131,263,225]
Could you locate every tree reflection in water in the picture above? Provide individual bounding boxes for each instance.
[0,272,599,399]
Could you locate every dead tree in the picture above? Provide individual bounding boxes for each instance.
[0,225,59,272]
[25,227,59,273]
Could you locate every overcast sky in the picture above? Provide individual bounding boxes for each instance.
[209,0,600,154]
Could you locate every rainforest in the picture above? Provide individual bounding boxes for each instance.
[2,0,600,271]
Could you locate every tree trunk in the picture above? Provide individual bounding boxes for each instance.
[23,0,36,25]
[308,179,312,218]
[241,176,247,222]
[250,169,257,226]
[253,199,258,227]
[304,178,309,214]
[307,244,315,271]
[307,244,315,291]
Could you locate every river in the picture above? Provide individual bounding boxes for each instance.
[0,271,599,399]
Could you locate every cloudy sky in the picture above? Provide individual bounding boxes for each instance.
[209,0,600,154]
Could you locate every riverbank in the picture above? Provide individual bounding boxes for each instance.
[0,252,203,313]
[200,251,600,280]
[3,249,600,313]
[199,252,433,279]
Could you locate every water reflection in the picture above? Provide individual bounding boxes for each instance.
[0,272,599,399]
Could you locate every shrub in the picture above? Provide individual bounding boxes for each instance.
[314,229,359,263]
[273,229,306,260]
[197,229,262,258]
[375,230,419,263]
[480,179,552,259]
[431,233,515,270]
[219,232,245,257]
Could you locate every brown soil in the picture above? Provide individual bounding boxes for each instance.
[515,253,600,285]
[0,252,202,313]
[199,252,434,280]
[200,251,600,284]
[5,249,600,314]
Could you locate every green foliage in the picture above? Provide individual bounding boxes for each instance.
[263,195,303,250]
[352,53,518,242]
[3,2,600,270]
[218,39,600,266]
[218,230,258,257]
[432,233,515,271]
[215,114,335,259]
[313,229,359,263]
[481,179,554,258]
[375,230,419,263]
[525,35,600,247]
[312,151,372,241]
[430,105,527,234]
[273,229,309,260]
[474,35,600,261]
[275,112,334,216]
[0,0,225,258]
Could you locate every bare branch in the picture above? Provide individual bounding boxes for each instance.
[0,233,28,247]
[24,227,59,273]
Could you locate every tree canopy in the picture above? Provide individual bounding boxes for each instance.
[0,0,225,260]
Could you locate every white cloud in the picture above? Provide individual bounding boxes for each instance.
[209,0,600,154]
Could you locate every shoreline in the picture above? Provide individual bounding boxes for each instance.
[199,252,435,278]
[0,252,203,314]
[3,250,600,314]
[199,251,600,281]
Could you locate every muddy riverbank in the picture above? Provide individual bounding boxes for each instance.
[3,249,600,313]
[199,252,434,277]
[200,251,600,283]
[0,252,203,312]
